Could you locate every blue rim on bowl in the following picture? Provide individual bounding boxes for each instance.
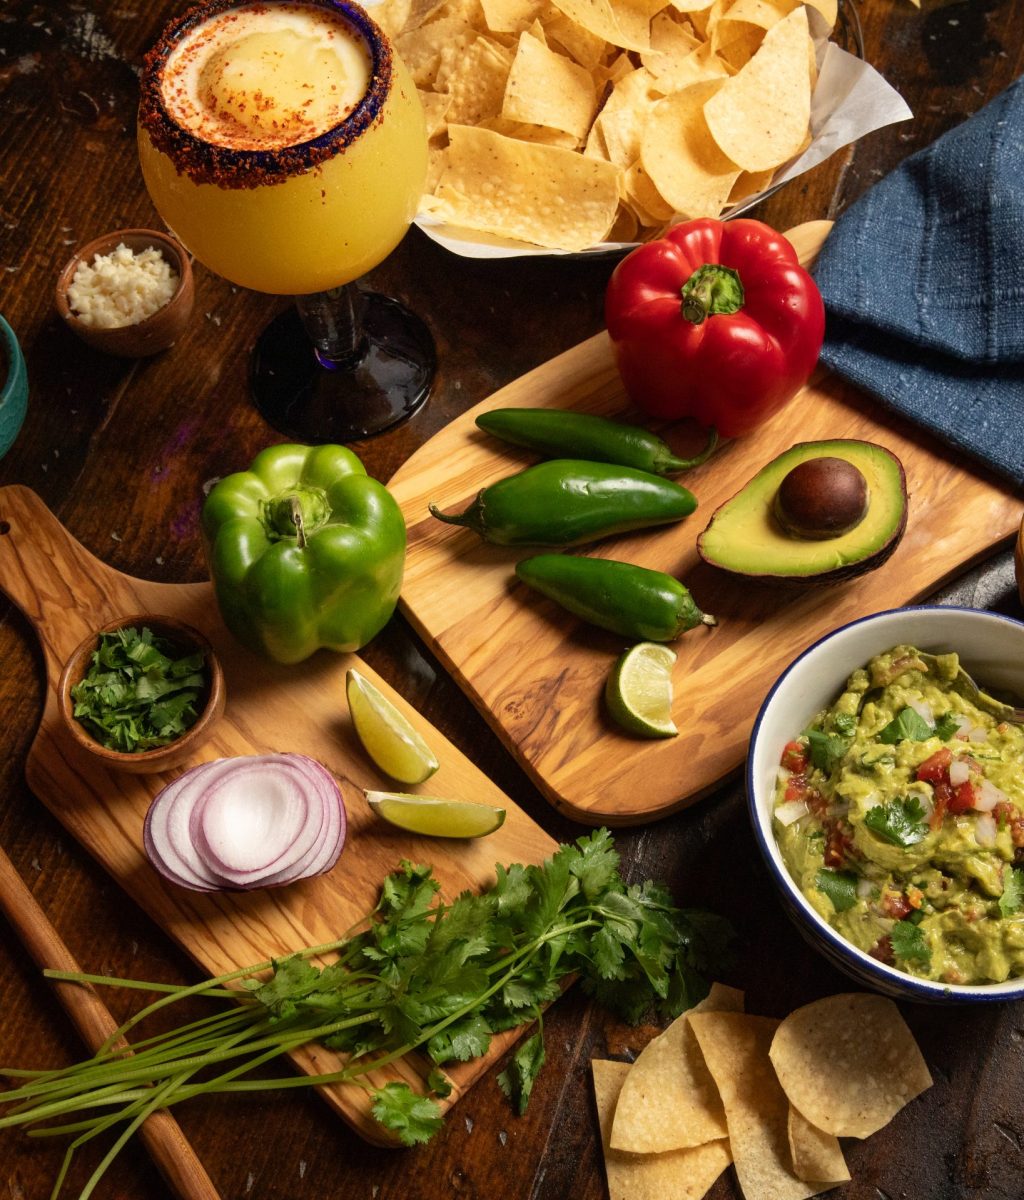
[747,604,1024,1004]
[0,315,28,460]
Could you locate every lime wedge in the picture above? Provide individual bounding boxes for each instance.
[365,791,506,838]
[346,669,440,784]
[604,642,678,738]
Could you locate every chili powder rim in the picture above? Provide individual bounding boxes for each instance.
[138,0,393,190]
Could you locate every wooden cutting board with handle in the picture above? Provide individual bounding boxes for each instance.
[389,221,1023,826]
[0,484,556,1145]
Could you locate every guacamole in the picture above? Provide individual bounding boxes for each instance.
[773,645,1024,985]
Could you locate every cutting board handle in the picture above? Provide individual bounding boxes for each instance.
[0,485,111,623]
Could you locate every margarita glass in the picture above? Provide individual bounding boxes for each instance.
[138,0,433,441]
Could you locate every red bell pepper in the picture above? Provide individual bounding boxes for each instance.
[604,218,825,438]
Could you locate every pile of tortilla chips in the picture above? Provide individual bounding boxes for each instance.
[592,988,932,1200]
[374,0,837,251]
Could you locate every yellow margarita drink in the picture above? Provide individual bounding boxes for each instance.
[138,0,427,295]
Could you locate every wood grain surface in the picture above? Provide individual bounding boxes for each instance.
[3,2,1024,1199]
[0,484,555,1145]
[390,221,1021,823]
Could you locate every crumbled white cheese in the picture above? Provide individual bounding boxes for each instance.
[67,243,179,329]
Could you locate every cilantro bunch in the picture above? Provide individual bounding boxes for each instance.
[0,831,731,1196]
[70,626,207,753]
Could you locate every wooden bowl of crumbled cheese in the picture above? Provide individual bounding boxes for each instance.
[55,229,194,357]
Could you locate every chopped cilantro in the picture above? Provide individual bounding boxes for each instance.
[815,869,859,913]
[70,626,206,753]
[806,729,852,775]
[878,707,934,744]
[864,796,930,848]
[999,867,1024,918]
[878,706,961,745]
[890,919,931,967]
[833,712,858,737]
[933,712,961,741]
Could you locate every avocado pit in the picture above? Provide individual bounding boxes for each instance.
[774,457,869,540]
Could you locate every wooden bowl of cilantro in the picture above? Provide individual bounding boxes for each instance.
[57,616,225,774]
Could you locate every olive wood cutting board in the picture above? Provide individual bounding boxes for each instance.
[0,484,556,1145]
[389,220,1023,826]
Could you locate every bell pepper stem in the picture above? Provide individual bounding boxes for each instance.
[680,265,744,326]
[290,496,307,550]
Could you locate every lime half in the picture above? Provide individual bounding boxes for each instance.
[366,791,506,838]
[605,642,678,738]
[347,669,440,784]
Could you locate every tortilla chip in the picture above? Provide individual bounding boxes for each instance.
[728,166,776,203]
[396,18,477,86]
[598,67,663,166]
[437,37,513,126]
[769,994,933,1139]
[541,5,609,66]
[703,5,812,171]
[434,124,621,250]
[592,1060,733,1200]
[622,161,675,225]
[375,0,414,38]
[641,80,741,218]
[787,1106,850,1185]
[690,1013,820,1200]
[503,30,598,138]
[548,0,651,50]
[610,982,744,1153]
[419,89,453,138]
[480,0,544,31]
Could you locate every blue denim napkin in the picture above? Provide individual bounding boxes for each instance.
[813,75,1024,489]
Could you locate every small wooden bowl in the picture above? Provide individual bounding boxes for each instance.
[54,229,194,358]
[57,615,225,775]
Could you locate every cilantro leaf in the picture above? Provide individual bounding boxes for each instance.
[426,1067,453,1099]
[878,707,936,745]
[426,1012,492,1064]
[806,729,851,775]
[497,1028,546,1116]
[833,712,858,737]
[864,796,930,847]
[933,712,961,741]
[890,919,931,967]
[370,1083,443,1146]
[1000,867,1024,917]
[815,869,859,913]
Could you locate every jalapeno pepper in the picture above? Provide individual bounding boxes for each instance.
[429,460,697,547]
[515,554,716,641]
[475,408,718,475]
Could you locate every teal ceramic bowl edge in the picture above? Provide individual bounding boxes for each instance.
[0,315,28,459]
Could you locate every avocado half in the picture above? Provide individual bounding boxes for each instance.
[697,439,908,584]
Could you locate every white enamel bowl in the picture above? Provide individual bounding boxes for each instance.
[747,605,1024,1003]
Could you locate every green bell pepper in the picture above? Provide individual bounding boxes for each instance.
[201,443,406,664]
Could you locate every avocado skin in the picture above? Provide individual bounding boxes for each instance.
[697,439,908,585]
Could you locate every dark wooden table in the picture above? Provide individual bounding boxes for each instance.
[2,3,1023,1197]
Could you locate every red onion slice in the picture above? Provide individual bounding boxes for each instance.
[144,754,347,893]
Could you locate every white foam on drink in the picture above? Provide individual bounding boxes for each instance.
[161,2,372,150]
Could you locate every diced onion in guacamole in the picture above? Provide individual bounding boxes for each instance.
[773,645,1024,986]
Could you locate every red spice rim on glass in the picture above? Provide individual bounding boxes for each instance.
[138,0,393,190]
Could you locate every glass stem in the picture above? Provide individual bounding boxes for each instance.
[296,284,366,370]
